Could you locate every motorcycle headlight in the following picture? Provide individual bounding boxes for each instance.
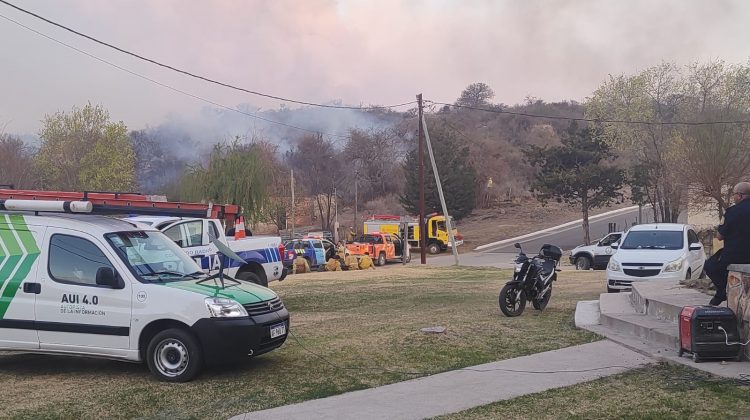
[608,258,621,272]
[205,297,248,318]
[663,258,684,273]
[514,263,523,273]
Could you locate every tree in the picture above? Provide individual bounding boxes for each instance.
[36,103,135,191]
[456,82,495,108]
[285,134,342,231]
[0,134,37,188]
[129,129,189,194]
[179,139,270,222]
[676,61,750,218]
[586,63,685,223]
[340,128,404,203]
[524,123,625,245]
[400,121,477,220]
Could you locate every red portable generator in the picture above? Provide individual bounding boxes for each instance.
[678,306,741,362]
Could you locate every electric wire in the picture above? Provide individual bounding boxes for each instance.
[0,13,350,140]
[0,0,417,111]
[426,100,750,126]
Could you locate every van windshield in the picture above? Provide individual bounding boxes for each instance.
[620,231,684,250]
[106,231,205,282]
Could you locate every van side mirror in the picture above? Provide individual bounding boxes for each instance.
[610,242,619,249]
[689,243,702,251]
[96,267,123,289]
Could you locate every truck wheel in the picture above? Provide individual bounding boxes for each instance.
[377,252,386,266]
[237,271,268,287]
[575,256,592,270]
[147,328,203,382]
[427,242,441,255]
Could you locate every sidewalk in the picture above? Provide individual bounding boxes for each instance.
[232,340,651,420]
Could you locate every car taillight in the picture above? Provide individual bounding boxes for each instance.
[278,244,285,262]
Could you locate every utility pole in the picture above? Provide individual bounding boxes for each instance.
[417,94,426,264]
[290,169,295,239]
[354,170,359,236]
[421,114,460,266]
[333,186,339,243]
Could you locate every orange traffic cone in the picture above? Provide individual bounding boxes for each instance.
[235,216,246,239]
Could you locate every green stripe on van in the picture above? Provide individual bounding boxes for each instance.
[0,215,41,319]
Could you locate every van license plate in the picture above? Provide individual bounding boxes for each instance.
[270,322,286,339]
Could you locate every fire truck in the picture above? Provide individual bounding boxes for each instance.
[363,213,463,254]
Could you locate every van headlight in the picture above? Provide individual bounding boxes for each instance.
[205,297,248,318]
[663,258,684,273]
[608,259,621,272]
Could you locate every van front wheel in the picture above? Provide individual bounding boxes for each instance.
[147,328,203,382]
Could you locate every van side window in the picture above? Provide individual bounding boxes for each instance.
[163,221,203,248]
[600,234,620,246]
[49,235,114,286]
[208,221,220,243]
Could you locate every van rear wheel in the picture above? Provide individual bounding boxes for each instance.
[147,328,203,382]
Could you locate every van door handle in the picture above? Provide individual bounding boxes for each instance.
[23,283,41,294]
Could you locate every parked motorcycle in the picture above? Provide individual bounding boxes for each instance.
[499,242,562,317]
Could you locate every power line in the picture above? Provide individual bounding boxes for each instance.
[0,13,350,140]
[0,0,417,111]
[427,101,750,126]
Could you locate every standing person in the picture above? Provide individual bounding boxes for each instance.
[337,241,346,259]
[325,254,343,272]
[705,182,750,305]
[346,227,356,243]
[359,252,376,270]
[344,252,359,271]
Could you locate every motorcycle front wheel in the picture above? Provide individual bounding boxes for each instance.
[499,283,527,317]
[532,286,552,311]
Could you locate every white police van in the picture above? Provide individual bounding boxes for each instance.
[126,216,287,286]
[0,200,289,382]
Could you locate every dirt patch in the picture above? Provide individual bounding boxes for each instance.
[456,199,634,251]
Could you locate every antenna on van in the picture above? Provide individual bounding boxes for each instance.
[197,239,247,288]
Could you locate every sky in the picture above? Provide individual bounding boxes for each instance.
[1,0,749,136]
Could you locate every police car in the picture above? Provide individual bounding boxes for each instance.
[0,200,289,382]
[126,216,286,286]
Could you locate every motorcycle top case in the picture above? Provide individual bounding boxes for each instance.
[679,305,741,361]
[539,244,562,262]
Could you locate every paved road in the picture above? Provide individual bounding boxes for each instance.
[423,206,654,268]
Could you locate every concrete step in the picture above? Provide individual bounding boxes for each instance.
[630,281,710,323]
[599,291,679,350]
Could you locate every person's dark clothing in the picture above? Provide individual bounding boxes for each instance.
[717,198,750,262]
[707,199,750,301]
[705,248,729,300]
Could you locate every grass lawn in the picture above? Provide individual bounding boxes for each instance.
[435,363,750,420]
[0,266,604,419]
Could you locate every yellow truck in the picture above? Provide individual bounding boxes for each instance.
[363,213,463,254]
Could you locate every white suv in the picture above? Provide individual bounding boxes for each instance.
[606,224,706,293]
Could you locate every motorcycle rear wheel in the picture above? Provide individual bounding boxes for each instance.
[532,286,552,311]
[499,283,527,317]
